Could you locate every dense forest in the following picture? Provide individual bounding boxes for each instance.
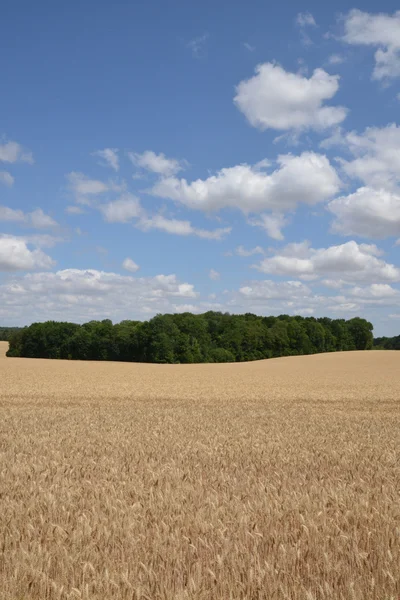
[6,313,374,363]
[373,335,400,350]
[0,327,21,341]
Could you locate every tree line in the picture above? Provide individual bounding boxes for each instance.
[0,327,21,341]
[6,312,374,363]
[373,335,400,350]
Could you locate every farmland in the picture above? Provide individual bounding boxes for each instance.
[0,341,399,599]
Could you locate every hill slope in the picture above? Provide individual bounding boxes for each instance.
[1,346,400,598]
[2,344,399,403]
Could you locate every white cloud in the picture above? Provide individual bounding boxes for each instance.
[99,195,231,240]
[296,12,317,27]
[225,277,400,321]
[234,63,348,132]
[187,34,208,58]
[0,171,14,186]
[92,148,119,171]
[342,9,400,79]
[68,172,109,195]
[323,124,400,189]
[328,54,346,65]
[253,240,399,283]
[236,245,265,257]
[240,279,311,300]
[243,42,255,52]
[156,277,197,298]
[209,269,220,281]
[327,301,359,313]
[172,303,200,313]
[67,171,111,205]
[66,205,85,215]
[28,209,58,228]
[228,279,328,317]
[0,139,34,164]
[0,235,55,272]
[122,258,140,273]
[0,205,58,228]
[128,150,185,176]
[349,283,399,299]
[328,187,400,239]
[23,234,64,248]
[248,213,287,240]
[0,269,198,324]
[99,194,143,223]
[323,124,400,240]
[3,263,398,326]
[321,279,348,290]
[0,206,24,222]
[150,152,340,214]
[138,214,231,240]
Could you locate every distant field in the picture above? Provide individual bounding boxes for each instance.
[1,341,400,599]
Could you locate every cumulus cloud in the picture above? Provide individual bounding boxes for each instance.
[224,277,400,320]
[98,191,231,240]
[209,269,220,281]
[0,205,58,228]
[296,12,317,45]
[0,269,198,324]
[322,124,400,239]
[0,235,55,272]
[97,190,231,240]
[99,194,143,223]
[128,151,186,176]
[328,187,400,239]
[243,42,255,52]
[0,206,24,222]
[323,124,400,189]
[66,205,85,215]
[239,279,312,301]
[234,63,347,132]
[122,258,140,273]
[92,148,119,171]
[253,240,399,283]
[248,213,287,240]
[187,34,208,58]
[67,171,117,205]
[68,172,109,196]
[342,9,400,80]
[296,12,317,27]
[349,283,399,300]
[235,245,265,257]
[0,139,34,164]
[328,54,346,65]
[2,262,399,326]
[229,279,323,317]
[28,209,58,228]
[138,214,231,240]
[23,234,64,248]
[150,152,340,215]
[0,171,14,186]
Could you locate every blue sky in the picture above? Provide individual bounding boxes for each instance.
[2,1,400,335]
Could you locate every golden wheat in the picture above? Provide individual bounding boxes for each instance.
[0,340,399,599]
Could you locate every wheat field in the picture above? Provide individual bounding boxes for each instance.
[1,340,400,600]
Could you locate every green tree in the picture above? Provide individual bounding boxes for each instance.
[5,312,377,364]
[346,317,373,350]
